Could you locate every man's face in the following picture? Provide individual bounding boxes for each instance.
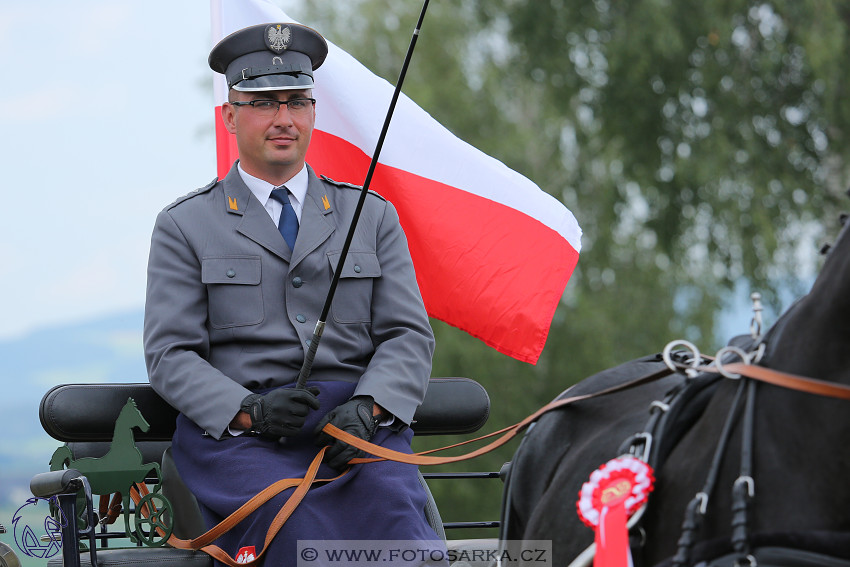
[222,88,316,184]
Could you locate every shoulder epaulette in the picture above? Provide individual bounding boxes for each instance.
[166,177,219,209]
[320,175,386,201]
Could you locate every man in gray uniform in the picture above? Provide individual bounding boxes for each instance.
[143,22,441,565]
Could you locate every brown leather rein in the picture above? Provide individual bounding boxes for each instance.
[721,362,850,401]
[132,362,850,566]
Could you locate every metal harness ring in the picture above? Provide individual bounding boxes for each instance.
[662,340,702,378]
[750,342,766,364]
[714,346,752,379]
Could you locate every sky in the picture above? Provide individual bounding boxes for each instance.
[0,1,301,340]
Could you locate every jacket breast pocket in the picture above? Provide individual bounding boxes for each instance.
[202,256,264,328]
[327,251,380,323]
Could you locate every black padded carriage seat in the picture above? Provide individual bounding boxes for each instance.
[34,378,490,567]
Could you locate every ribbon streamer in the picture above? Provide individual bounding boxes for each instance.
[577,456,654,567]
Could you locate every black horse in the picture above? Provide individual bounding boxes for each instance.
[504,218,850,566]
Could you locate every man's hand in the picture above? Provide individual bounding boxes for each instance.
[314,396,385,470]
[240,387,320,439]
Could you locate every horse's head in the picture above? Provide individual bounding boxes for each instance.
[117,398,151,433]
[762,219,850,383]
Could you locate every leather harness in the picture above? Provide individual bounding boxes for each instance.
[131,361,850,567]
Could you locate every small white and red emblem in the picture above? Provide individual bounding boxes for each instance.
[576,456,654,567]
[236,545,257,564]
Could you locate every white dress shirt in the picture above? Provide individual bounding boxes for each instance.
[237,162,309,224]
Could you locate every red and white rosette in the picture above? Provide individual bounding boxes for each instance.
[576,456,655,567]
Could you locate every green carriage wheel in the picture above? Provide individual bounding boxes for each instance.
[134,493,173,547]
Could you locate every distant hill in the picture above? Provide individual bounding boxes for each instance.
[0,310,148,510]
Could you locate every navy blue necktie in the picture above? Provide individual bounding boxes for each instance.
[269,187,299,251]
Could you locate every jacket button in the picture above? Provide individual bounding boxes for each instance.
[226,269,236,278]
[292,276,303,288]
[354,265,362,273]
[296,314,307,323]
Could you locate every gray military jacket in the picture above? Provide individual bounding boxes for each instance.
[144,163,435,439]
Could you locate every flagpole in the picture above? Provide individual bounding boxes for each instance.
[295,0,431,389]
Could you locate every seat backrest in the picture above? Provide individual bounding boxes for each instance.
[40,378,488,542]
[39,377,490,445]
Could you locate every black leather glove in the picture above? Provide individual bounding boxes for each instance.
[240,386,320,439]
[314,396,386,471]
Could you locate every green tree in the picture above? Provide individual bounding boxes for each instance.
[493,0,849,297]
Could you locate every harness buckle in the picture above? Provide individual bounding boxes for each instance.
[625,432,653,462]
[734,475,755,498]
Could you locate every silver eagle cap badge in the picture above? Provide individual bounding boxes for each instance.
[266,24,292,53]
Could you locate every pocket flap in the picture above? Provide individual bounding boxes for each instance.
[326,251,381,278]
[202,256,261,285]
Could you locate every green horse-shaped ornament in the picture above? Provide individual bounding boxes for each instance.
[49,397,171,546]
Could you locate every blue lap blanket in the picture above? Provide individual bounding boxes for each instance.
[172,381,446,566]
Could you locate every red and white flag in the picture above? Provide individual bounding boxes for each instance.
[210,0,582,364]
